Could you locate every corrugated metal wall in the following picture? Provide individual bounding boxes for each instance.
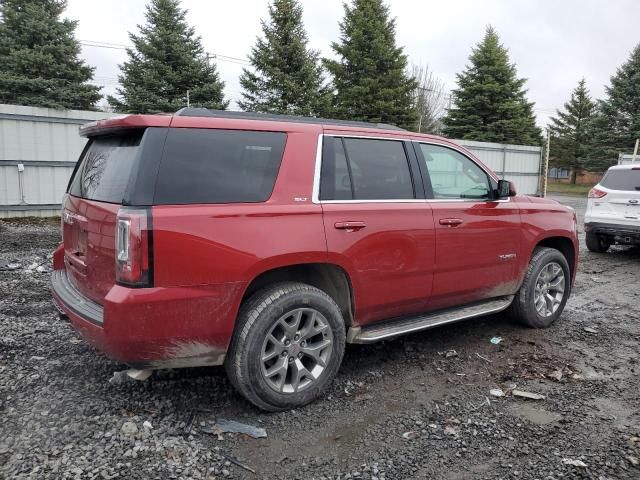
[456,139,542,196]
[0,104,116,217]
[0,104,543,217]
[618,154,640,165]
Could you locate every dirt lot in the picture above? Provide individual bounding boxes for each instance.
[1,195,639,480]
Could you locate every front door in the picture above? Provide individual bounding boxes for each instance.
[319,135,435,326]
[414,142,521,310]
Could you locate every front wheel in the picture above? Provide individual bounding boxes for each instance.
[509,247,571,328]
[225,282,345,411]
[586,232,610,253]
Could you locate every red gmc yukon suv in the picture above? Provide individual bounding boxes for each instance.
[51,109,578,411]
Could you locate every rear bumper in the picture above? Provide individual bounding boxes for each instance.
[585,222,640,242]
[51,268,245,369]
[51,269,103,325]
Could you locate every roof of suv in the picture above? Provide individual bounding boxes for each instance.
[174,108,407,131]
[80,108,448,145]
[608,164,640,170]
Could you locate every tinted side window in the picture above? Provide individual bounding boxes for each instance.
[320,137,353,200]
[419,144,491,199]
[342,138,414,200]
[154,129,286,205]
[68,132,143,203]
[600,169,640,191]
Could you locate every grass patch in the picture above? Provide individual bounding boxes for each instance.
[546,183,594,195]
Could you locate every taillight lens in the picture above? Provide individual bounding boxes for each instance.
[588,187,607,199]
[115,208,152,287]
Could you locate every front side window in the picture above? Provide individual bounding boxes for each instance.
[419,144,491,200]
[320,137,415,200]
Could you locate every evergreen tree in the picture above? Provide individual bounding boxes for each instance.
[239,0,328,116]
[0,0,101,109]
[108,0,227,113]
[324,0,417,128]
[442,26,542,145]
[588,43,640,168]
[548,79,595,181]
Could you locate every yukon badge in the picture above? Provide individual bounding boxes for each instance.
[498,253,516,260]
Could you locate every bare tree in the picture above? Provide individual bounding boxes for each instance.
[410,64,448,134]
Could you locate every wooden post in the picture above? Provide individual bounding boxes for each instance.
[542,128,550,197]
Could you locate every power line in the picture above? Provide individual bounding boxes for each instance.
[79,39,251,66]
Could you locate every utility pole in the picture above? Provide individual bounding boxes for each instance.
[542,128,551,197]
[632,138,639,163]
[186,90,190,108]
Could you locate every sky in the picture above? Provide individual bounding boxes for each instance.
[65,0,640,127]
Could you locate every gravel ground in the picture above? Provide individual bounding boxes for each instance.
[1,196,639,480]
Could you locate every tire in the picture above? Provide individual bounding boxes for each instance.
[508,247,571,329]
[225,282,346,411]
[586,232,610,253]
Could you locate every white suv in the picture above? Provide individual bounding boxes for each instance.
[585,164,640,252]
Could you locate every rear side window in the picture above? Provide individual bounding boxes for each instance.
[68,132,143,203]
[320,136,414,200]
[154,129,286,204]
[601,169,640,191]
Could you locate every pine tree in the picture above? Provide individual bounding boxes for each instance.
[442,26,542,145]
[108,0,227,114]
[588,43,640,168]
[324,0,417,129]
[239,0,328,116]
[0,0,101,109]
[548,79,595,182]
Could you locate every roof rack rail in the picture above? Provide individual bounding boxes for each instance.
[174,107,407,131]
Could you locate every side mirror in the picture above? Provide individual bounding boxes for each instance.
[497,179,516,198]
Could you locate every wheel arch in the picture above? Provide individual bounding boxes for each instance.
[535,235,576,280]
[241,263,355,327]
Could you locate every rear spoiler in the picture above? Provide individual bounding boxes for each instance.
[79,114,172,137]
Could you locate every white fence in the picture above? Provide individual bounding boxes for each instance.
[0,104,117,217]
[0,104,543,217]
[456,139,542,196]
[618,153,640,165]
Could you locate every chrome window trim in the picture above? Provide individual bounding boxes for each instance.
[312,133,323,203]
[312,134,509,205]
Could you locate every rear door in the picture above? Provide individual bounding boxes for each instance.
[414,142,521,310]
[319,134,435,325]
[597,168,640,225]
[63,129,163,303]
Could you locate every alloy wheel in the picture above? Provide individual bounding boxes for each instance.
[260,308,333,393]
[533,262,566,317]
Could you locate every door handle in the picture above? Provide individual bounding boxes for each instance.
[439,218,463,227]
[334,221,366,232]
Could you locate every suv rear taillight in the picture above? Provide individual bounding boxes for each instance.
[115,208,153,287]
[588,187,607,199]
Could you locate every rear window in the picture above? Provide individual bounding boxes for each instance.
[601,169,640,191]
[68,132,143,203]
[154,129,287,204]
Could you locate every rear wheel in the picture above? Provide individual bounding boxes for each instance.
[586,232,611,253]
[509,247,571,328]
[225,282,345,411]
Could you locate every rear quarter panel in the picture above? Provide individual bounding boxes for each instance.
[150,127,326,341]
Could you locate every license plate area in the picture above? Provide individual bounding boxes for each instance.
[63,210,89,273]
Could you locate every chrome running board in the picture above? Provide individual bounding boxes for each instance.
[347,296,514,344]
